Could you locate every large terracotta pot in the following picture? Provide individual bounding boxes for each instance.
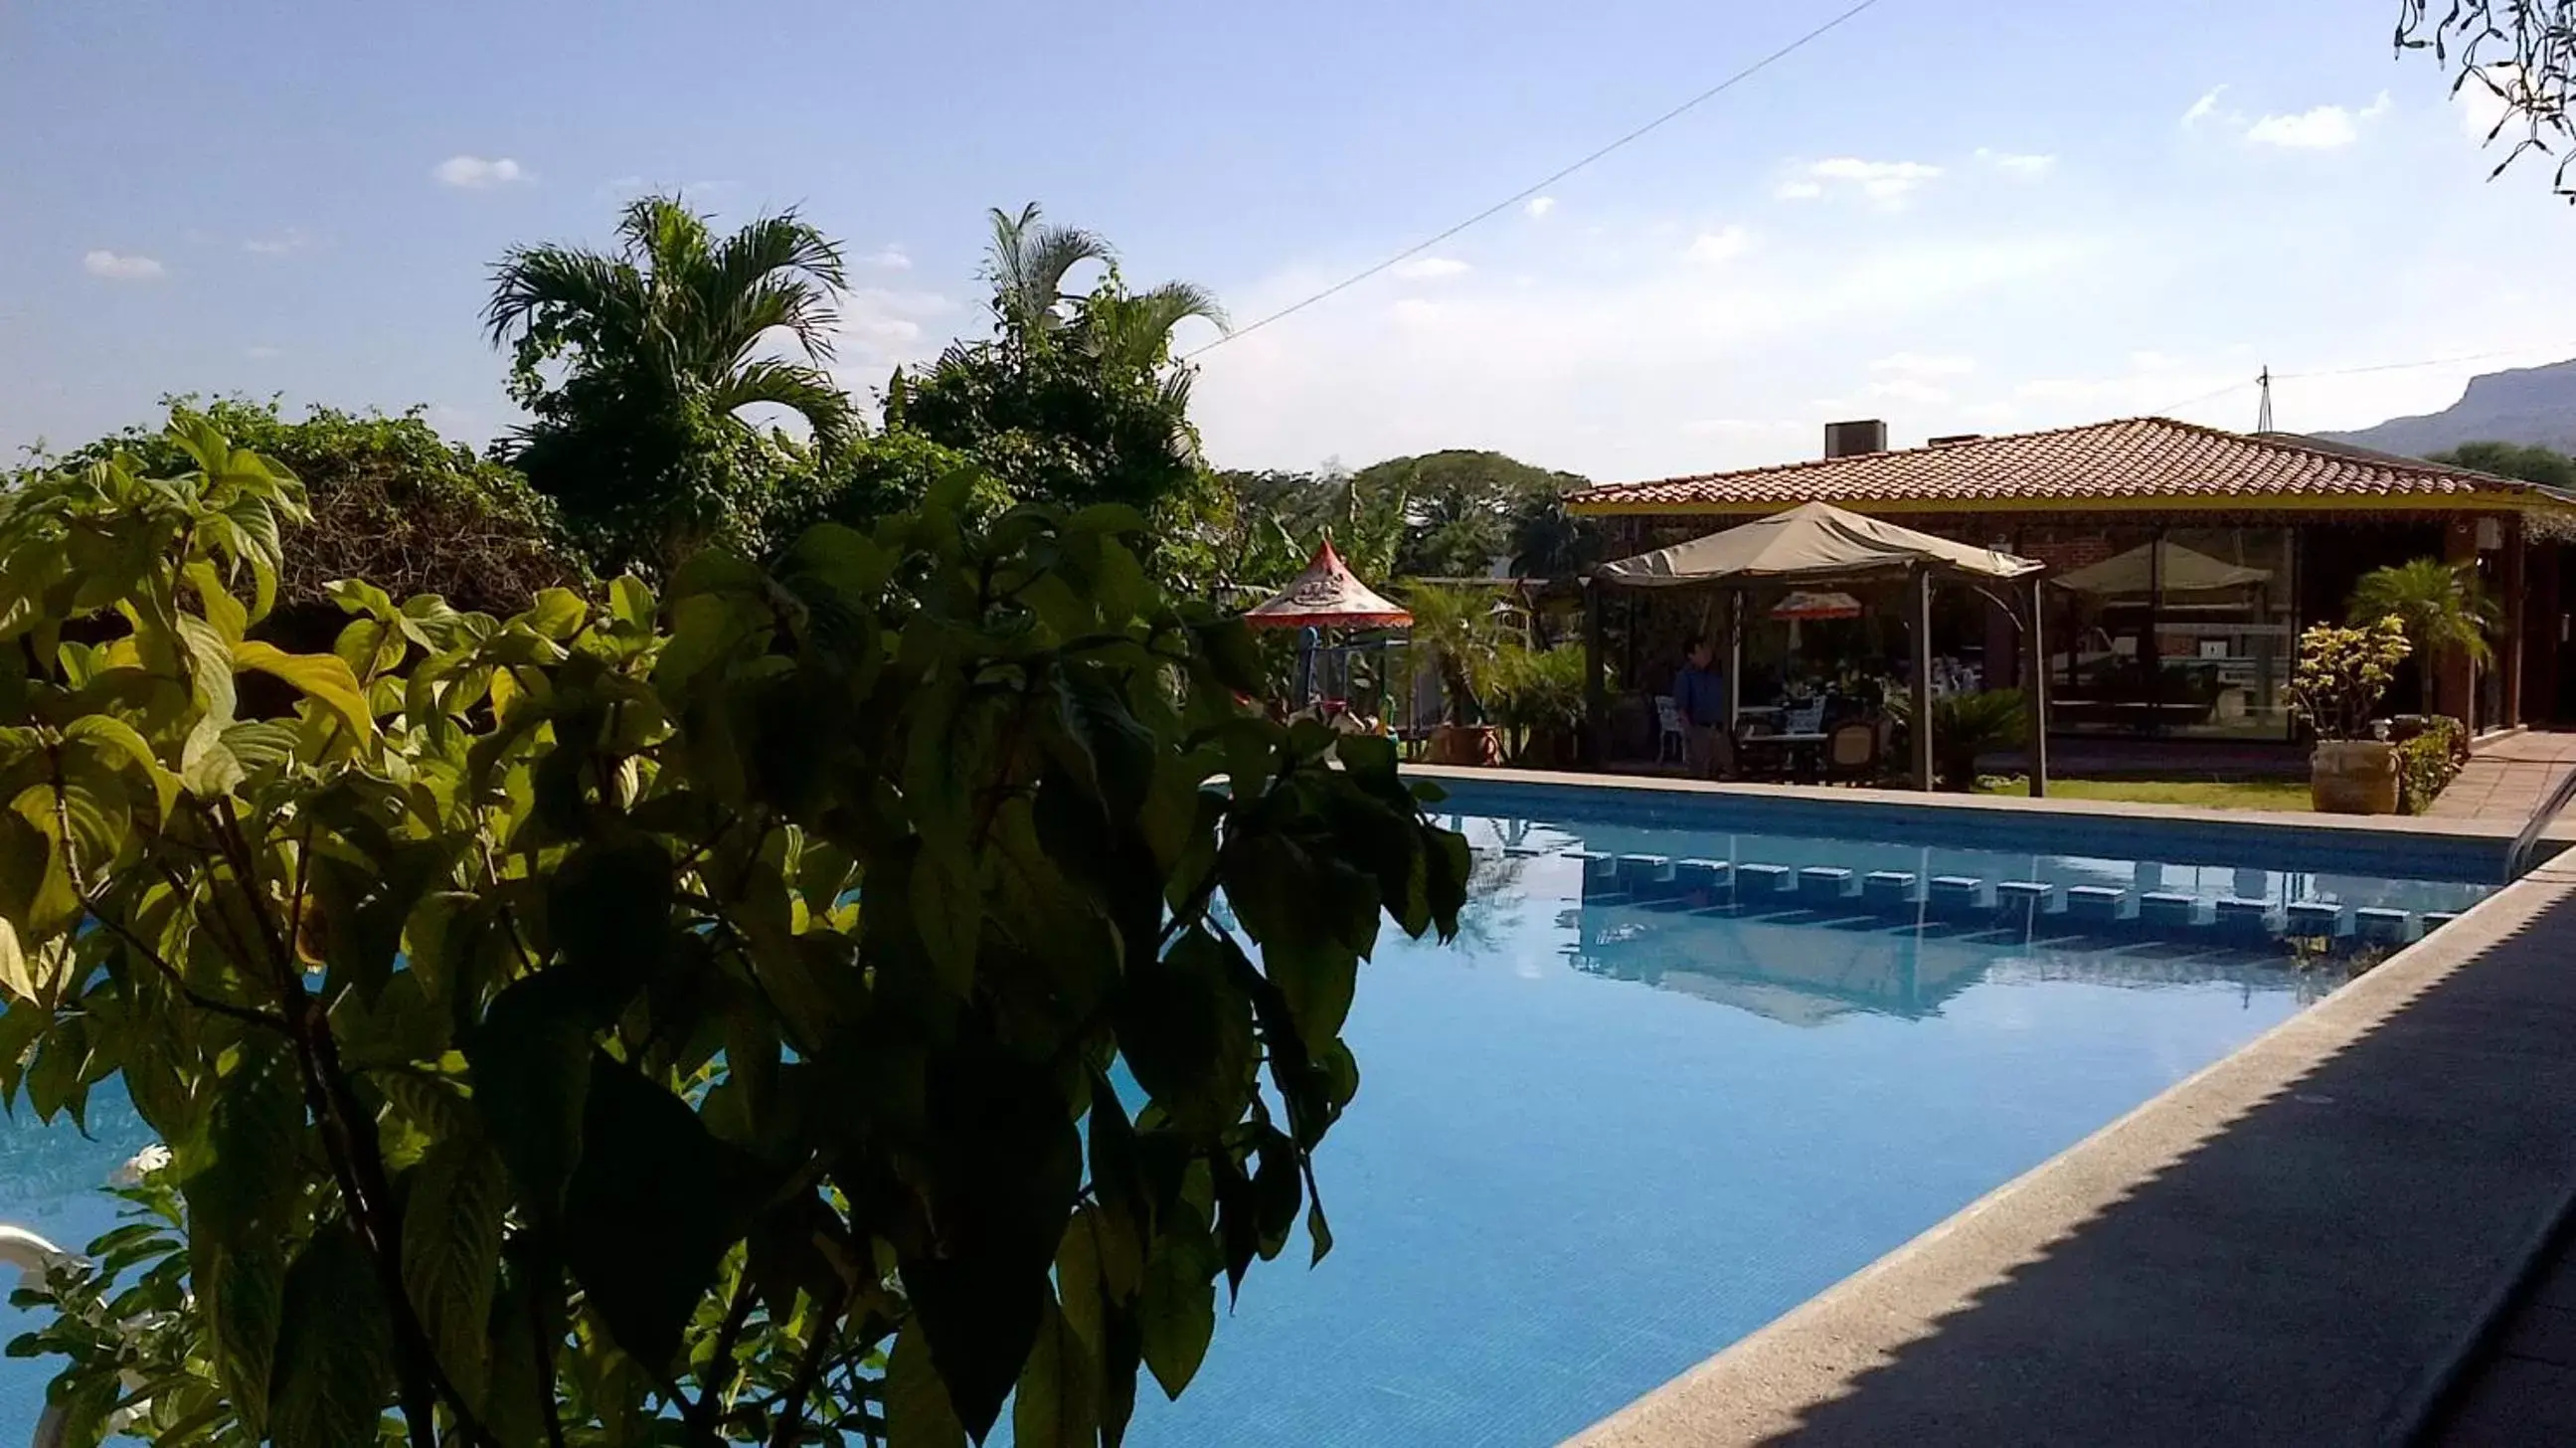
[2311,739,2398,814]
[1428,723,1502,767]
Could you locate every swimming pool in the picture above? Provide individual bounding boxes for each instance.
[0,785,2504,1446]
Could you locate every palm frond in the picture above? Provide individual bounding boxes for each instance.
[712,359,858,447]
[705,211,847,361]
[983,202,1113,340]
[1081,281,1230,373]
[483,245,648,350]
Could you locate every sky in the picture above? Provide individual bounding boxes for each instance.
[6,0,2574,485]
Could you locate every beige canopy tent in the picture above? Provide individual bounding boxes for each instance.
[2058,539,2271,597]
[1585,501,2051,793]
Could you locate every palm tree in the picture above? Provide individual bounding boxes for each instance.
[980,203,1228,365]
[2347,558,2502,711]
[486,195,854,448]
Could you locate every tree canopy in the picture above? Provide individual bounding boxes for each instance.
[2398,0,2576,193]
[487,196,853,576]
[1347,450,1594,580]
[2429,439,2576,488]
[0,415,1468,1446]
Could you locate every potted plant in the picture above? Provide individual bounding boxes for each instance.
[2291,616,2412,814]
[1887,688,2028,791]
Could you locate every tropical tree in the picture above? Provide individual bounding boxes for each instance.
[1349,451,1591,579]
[2348,557,2502,712]
[0,415,1469,1446]
[1403,582,1515,723]
[889,205,1232,585]
[486,195,855,574]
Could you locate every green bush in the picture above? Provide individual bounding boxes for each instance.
[0,415,1469,1447]
[1486,642,1592,765]
[2396,715,2469,813]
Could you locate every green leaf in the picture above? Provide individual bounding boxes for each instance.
[268,1222,395,1448]
[465,970,596,1214]
[63,714,177,820]
[1116,928,1256,1140]
[885,1317,967,1448]
[519,587,588,640]
[233,639,376,740]
[1013,1294,1101,1448]
[1137,1235,1216,1400]
[0,918,57,1007]
[400,1137,507,1407]
[560,1051,778,1377]
[608,576,656,632]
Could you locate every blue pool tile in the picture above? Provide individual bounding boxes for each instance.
[2214,898,2276,938]
[1798,867,1856,905]
[1928,876,1987,917]
[1861,871,1918,909]
[1996,880,2054,911]
[1619,854,1677,899]
[1737,863,1796,897]
[2138,892,2199,930]
[2066,885,2127,924]
[2285,901,2345,937]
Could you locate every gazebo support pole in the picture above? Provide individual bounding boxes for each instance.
[1725,587,1743,736]
[1911,566,1936,792]
[1583,581,1607,768]
[2025,575,2049,798]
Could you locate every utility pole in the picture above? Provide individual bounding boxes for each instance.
[2255,365,2274,433]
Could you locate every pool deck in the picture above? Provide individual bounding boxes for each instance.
[2429,728,2576,823]
[1406,768,2576,1447]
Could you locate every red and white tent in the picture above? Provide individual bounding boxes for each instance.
[1242,539,1412,631]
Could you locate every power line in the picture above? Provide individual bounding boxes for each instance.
[1182,0,1894,360]
[2148,346,2561,418]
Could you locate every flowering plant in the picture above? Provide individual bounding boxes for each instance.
[2291,616,2411,741]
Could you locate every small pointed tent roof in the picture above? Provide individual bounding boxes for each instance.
[1593,500,2042,588]
[1242,539,1413,630]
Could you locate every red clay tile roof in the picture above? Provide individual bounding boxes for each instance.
[1570,417,2537,514]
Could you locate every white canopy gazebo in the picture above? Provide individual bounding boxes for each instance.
[1586,501,2051,793]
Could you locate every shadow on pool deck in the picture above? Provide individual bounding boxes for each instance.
[1571,866,2576,1447]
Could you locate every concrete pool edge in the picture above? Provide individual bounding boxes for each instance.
[1534,801,2576,1447]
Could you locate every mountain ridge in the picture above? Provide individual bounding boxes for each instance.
[2313,358,2576,456]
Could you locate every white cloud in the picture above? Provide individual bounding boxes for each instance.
[859,246,912,270]
[243,228,314,256]
[2181,86,2231,128]
[1864,376,1954,405]
[1975,148,2056,179]
[83,250,164,281]
[245,345,282,360]
[1685,226,1754,265]
[432,155,529,189]
[1871,352,1976,378]
[1782,157,1943,205]
[2243,92,2390,150]
[1524,195,1557,219]
[1391,256,1471,280]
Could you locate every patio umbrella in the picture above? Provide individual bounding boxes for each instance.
[1770,590,1864,621]
[1242,538,1412,630]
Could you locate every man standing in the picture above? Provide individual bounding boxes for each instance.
[1674,635,1733,779]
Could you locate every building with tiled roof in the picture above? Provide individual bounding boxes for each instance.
[1570,417,2558,517]
[1574,417,2576,756]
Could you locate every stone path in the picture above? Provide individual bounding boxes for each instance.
[2428,731,2576,822]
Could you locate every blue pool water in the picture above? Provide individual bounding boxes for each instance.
[0,794,2498,1446]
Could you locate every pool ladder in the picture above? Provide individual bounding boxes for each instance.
[2505,759,2576,882]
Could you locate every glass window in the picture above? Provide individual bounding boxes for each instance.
[2028,527,2162,735]
[2157,528,2296,740]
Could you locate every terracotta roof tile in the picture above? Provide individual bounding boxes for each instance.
[1570,417,2532,513]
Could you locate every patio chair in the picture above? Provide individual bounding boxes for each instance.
[1654,694,1686,763]
[1784,698,1826,735]
[1822,719,1880,785]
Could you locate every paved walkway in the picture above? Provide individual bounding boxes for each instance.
[2428,730,2576,821]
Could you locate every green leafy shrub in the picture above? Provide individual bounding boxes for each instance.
[0,415,1467,1447]
[2395,715,2470,813]
[1486,643,1592,766]
[1887,688,2027,791]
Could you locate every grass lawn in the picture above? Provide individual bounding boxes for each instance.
[1975,777,2313,812]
